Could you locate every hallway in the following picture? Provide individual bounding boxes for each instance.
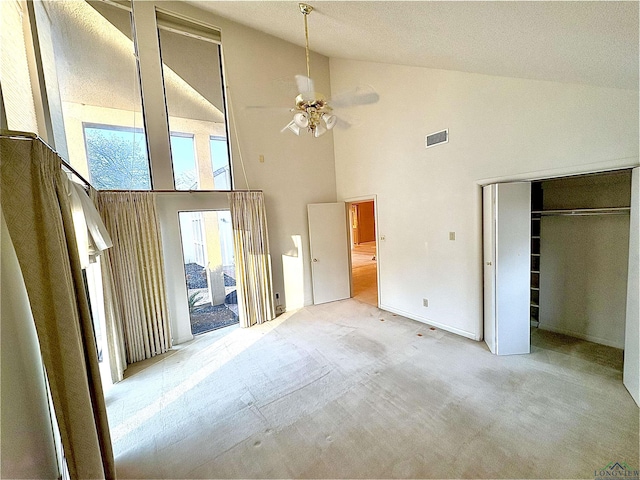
[351,241,377,306]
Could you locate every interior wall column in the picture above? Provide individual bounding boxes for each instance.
[131,1,174,189]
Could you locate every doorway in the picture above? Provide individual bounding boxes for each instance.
[178,210,238,335]
[348,200,378,306]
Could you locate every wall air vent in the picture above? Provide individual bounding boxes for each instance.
[425,129,448,149]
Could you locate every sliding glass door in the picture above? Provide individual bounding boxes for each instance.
[178,210,237,335]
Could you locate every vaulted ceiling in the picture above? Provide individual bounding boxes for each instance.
[191,1,639,90]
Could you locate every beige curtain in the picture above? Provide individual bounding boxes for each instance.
[0,138,115,479]
[96,192,171,371]
[229,191,275,327]
[100,253,128,383]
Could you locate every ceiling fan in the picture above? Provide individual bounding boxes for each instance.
[280,3,380,138]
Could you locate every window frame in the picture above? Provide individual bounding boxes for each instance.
[14,0,235,193]
[154,9,233,192]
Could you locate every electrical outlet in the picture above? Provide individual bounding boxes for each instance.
[423,298,429,307]
[449,232,456,241]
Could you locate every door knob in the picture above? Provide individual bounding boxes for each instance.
[486,261,492,266]
[313,258,318,262]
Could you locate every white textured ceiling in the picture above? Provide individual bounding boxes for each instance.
[190,1,639,90]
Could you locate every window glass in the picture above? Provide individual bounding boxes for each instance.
[38,1,149,188]
[171,134,198,190]
[83,124,150,190]
[158,17,232,190]
[210,136,231,191]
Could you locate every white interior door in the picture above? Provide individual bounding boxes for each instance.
[623,167,639,406]
[483,185,497,353]
[308,203,350,305]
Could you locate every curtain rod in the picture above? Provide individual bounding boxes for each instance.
[98,189,263,193]
[0,129,93,189]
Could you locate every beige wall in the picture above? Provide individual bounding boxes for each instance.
[330,57,639,339]
[539,215,629,348]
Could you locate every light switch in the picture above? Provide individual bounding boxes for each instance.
[449,232,456,241]
[259,154,265,163]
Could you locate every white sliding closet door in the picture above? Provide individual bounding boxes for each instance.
[483,182,531,355]
[623,167,639,406]
[483,185,497,353]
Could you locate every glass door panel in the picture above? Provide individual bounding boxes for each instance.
[178,210,237,335]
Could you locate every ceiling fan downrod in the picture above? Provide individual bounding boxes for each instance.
[282,3,337,137]
[300,3,313,81]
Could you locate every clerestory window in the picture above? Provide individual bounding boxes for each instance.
[157,10,233,191]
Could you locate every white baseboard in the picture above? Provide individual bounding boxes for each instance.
[379,303,478,341]
[537,324,624,349]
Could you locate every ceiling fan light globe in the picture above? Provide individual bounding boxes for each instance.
[293,112,310,128]
[323,114,337,130]
[284,121,301,135]
[314,122,327,137]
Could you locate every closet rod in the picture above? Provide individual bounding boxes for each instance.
[0,129,92,189]
[533,207,630,217]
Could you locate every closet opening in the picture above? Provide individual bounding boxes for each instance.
[529,169,632,372]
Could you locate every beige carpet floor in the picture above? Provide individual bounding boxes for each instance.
[107,299,638,479]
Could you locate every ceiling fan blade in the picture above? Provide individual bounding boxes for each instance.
[335,108,364,129]
[330,84,379,109]
[272,75,303,97]
[336,116,361,129]
[295,74,316,100]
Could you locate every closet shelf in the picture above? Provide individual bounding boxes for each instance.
[532,207,630,217]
